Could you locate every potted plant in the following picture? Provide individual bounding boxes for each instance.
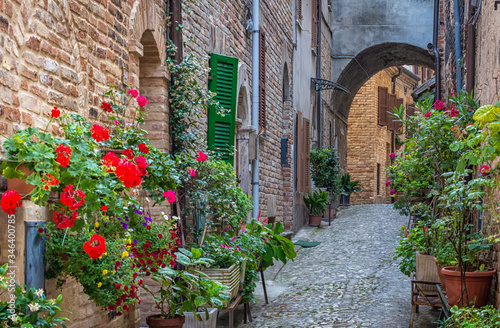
[339,173,362,206]
[303,190,328,227]
[0,264,70,327]
[141,248,229,328]
[310,148,342,214]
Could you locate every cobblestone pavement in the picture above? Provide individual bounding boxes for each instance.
[219,204,440,328]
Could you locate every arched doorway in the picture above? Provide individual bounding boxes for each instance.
[235,63,252,197]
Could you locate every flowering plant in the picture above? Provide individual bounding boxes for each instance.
[0,264,69,327]
[199,235,244,269]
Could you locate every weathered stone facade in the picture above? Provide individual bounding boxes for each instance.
[347,67,418,205]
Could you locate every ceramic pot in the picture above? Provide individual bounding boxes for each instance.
[441,266,496,307]
[146,315,185,328]
[309,214,322,227]
[6,165,35,195]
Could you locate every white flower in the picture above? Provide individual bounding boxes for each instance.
[124,231,130,237]
[34,288,44,298]
[48,299,56,305]
[28,302,40,312]
[10,314,19,322]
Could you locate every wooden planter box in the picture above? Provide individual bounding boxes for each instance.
[184,308,218,328]
[201,263,240,306]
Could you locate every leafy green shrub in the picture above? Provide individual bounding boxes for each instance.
[310,148,342,195]
[303,190,328,215]
[443,305,500,327]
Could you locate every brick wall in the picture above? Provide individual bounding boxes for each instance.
[347,68,418,205]
[0,0,170,325]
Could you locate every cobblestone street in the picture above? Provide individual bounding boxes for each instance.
[219,204,440,328]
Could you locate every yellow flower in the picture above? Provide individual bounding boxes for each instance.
[104,252,107,256]
[112,270,115,274]
[121,251,129,258]
[102,269,108,275]
[95,222,99,228]
[97,282,102,288]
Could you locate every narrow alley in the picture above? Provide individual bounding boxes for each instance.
[225,205,440,327]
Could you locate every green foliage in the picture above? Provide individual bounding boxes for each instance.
[141,248,230,320]
[309,148,342,195]
[199,235,244,269]
[303,190,328,215]
[340,173,362,195]
[443,305,500,327]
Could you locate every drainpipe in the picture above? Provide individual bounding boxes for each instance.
[315,0,321,147]
[433,0,441,100]
[454,0,462,91]
[466,0,477,93]
[251,0,260,218]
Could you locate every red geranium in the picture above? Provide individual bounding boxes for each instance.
[1,190,22,215]
[60,185,85,211]
[41,173,59,190]
[123,149,134,160]
[134,155,149,176]
[102,152,120,172]
[196,151,207,162]
[53,211,78,229]
[55,144,72,167]
[101,205,108,211]
[127,89,139,98]
[424,112,431,118]
[51,106,60,118]
[434,100,445,110]
[163,190,176,203]
[90,124,110,142]
[83,234,107,259]
[101,102,113,112]
[480,165,490,175]
[138,143,149,154]
[115,159,142,188]
[136,96,149,107]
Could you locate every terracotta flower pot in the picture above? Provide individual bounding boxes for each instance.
[309,214,322,227]
[441,266,496,307]
[146,315,185,328]
[7,165,35,195]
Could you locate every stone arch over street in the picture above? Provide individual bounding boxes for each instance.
[331,43,435,118]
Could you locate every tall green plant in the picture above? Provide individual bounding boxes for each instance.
[309,148,342,195]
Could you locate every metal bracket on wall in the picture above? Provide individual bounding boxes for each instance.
[495,1,500,9]
[310,78,350,94]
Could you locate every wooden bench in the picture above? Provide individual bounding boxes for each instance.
[410,273,442,328]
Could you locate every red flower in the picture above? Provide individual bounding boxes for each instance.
[51,106,60,118]
[127,89,139,98]
[188,167,196,177]
[1,190,22,215]
[116,283,122,289]
[53,211,78,229]
[90,124,110,142]
[424,112,431,118]
[147,226,151,230]
[41,173,59,190]
[390,189,396,196]
[389,152,396,159]
[102,152,120,172]
[434,100,445,110]
[138,143,149,154]
[115,159,142,188]
[163,190,176,203]
[108,305,115,311]
[38,227,44,233]
[101,205,108,211]
[55,144,72,167]
[101,102,113,112]
[480,165,490,175]
[134,155,149,176]
[196,151,207,162]
[136,96,149,107]
[83,234,107,259]
[158,234,163,239]
[123,149,134,160]
[60,185,85,211]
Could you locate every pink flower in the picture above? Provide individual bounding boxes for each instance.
[196,151,207,162]
[404,226,408,236]
[424,112,431,118]
[114,120,121,126]
[236,246,241,251]
[480,165,490,175]
[424,226,428,234]
[389,152,396,159]
[127,89,139,98]
[385,180,391,187]
[188,167,196,177]
[136,96,149,107]
[434,100,445,110]
[390,189,396,195]
[163,190,176,203]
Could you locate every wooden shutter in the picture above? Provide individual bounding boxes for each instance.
[259,28,266,131]
[387,94,397,131]
[298,0,303,20]
[378,87,388,126]
[208,54,238,164]
[303,117,311,192]
[297,111,303,192]
[406,103,416,117]
[311,0,317,51]
[395,98,403,132]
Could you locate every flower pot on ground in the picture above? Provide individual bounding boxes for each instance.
[184,308,218,328]
[441,266,496,307]
[146,315,185,328]
[303,190,328,227]
[339,173,362,206]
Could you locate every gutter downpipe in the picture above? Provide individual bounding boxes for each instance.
[251,0,260,218]
[433,0,441,101]
[454,0,462,91]
[315,0,321,147]
[465,0,476,93]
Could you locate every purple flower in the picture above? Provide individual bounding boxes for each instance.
[390,189,396,196]
[389,153,396,159]
[135,210,143,215]
[385,180,391,187]
[125,217,129,222]
[133,239,137,244]
[142,222,147,227]
[120,222,128,229]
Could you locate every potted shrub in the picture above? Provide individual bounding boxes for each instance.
[141,248,229,328]
[310,148,342,213]
[339,173,362,206]
[303,190,328,227]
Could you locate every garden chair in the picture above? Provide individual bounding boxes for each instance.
[410,273,442,328]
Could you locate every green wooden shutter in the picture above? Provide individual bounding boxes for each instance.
[208,54,238,164]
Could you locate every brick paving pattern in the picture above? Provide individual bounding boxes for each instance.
[238,204,440,328]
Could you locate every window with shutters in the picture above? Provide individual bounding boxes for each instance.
[296,112,311,193]
[378,87,388,126]
[303,117,311,192]
[387,94,397,131]
[207,54,238,164]
[259,28,266,132]
[311,0,317,52]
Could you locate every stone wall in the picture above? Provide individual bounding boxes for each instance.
[0,0,170,326]
[347,67,418,205]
